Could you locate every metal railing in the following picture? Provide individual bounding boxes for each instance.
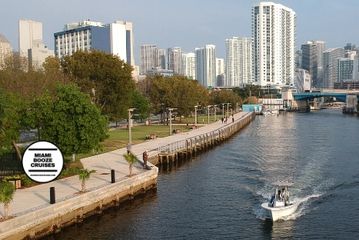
[149,112,254,156]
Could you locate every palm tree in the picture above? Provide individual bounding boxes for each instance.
[0,181,15,219]
[123,152,138,176]
[78,169,96,192]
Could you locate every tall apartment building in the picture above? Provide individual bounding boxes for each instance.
[140,44,157,74]
[216,58,225,87]
[301,40,326,88]
[195,45,216,88]
[167,47,182,74]
[0,34,12,68]
[54,20,134,66]
[28,40,54,69]
[338,51,359,82]
[295,69,311,92]
[123,21,135,66]
[19,19,43,57]
[252,2,296,87]
[156,48,166,70]
[225,37,252,87]
[19,19,53,69]
[182,52,196,79]
[323,48,345,88]
[216,58,225,77]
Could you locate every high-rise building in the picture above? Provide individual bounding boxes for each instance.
[301,40,326,88]
[344,43,358,52]
[225,37,252,87]
[323,48,345,88]
[216,58,225,77]
[140,44,157,74]
[156,48,166,70]
[338,51,358,83]
[122,21,135,66]
[295,69,311,92]
[295,50,302,68]
[0,34,12,68]
[19,19,53,69]
[19,19,43,57]
[216,58,225,87]
[252,2,296,87]
[182,52,196,79]
[167,47,182,74]
[195,45,216,88]
[28,40,54,69]
[54,20,134,66]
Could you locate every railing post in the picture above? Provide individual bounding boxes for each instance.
[111,169,115,183]
[50,187,55,204]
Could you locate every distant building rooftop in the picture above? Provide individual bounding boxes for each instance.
[0,34,10,43]
[64,20,104,30]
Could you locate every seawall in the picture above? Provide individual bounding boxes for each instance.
[0,168,158,240]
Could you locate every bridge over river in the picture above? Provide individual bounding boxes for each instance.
[284,89,359,112]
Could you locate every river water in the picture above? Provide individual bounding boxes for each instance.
[49,110,359,240]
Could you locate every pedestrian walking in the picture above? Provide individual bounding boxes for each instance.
[221,117,224,123]
[127,144,132,154]
[143,150,148,169]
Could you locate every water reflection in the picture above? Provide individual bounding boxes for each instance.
[261,219,295,239]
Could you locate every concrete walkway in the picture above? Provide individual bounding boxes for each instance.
[0,112,248,218]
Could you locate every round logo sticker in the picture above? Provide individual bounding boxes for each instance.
[22,141,64,183]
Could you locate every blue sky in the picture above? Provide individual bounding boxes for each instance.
[1,0,358,61]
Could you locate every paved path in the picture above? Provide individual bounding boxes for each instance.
[0,112,249,218]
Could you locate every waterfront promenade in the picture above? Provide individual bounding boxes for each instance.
[0,111,251,239]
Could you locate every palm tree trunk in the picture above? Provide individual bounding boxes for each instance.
[129,164,133,176]
[4,203,9,219]
[81,180,86,192]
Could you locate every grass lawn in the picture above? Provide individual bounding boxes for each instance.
[100,124,191,153]
[172,114,226,124]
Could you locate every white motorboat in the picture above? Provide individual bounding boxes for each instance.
[261,182,298,221]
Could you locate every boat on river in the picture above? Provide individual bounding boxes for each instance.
[261,182,298,221]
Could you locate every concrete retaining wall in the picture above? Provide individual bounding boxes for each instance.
[0,168,158,240]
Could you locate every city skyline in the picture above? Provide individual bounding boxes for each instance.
[1,0,359,62]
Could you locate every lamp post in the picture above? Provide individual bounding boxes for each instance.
[222,103,225,119]
[168,108,174,135]
[207,105,212,124]
[128,108,136,146]
[213,105,217,121]
[226,103,230,117]
[194,105,199,126]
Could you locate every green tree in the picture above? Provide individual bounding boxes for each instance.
[132,90,150,121]
[61,51,135,120]
[78,169,96,192]
[0,89,22,152]
[233,84,262,100]
[209,90,242,109]
[22,93,53,141]
[26,84,108,159]
[123,152,138,176]
[0,181,15,219]
[0,55,67,102]
[144,75,209,117]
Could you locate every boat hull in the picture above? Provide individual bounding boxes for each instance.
[261,202,299,221]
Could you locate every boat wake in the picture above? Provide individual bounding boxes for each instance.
[281,194,321,220]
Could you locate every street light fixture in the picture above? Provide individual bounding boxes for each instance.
[194,105,199,126]
[226,103,231,117]
[213,105,217,121]
[168,108,175,135]
[207,105,213,124]
[128,108,136,147]
[222,103,225,119]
